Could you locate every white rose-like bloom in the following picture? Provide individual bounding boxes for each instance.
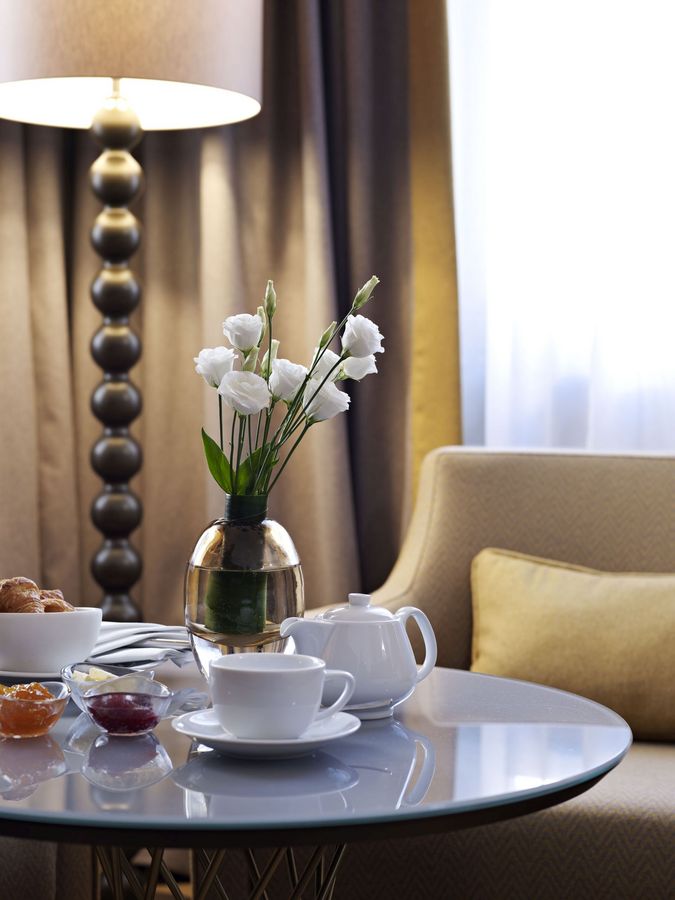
[303,378,350,422]
[193,346,237,388]
[310,348,342,381]
[222,313,264,352]
[218,371,271,416]
[270,359,307,401]
[342,354,377,381]
[341,314,384,358]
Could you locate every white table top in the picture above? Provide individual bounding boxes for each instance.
[0,666,632,846]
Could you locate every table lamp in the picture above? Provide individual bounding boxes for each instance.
[0,0,263,621]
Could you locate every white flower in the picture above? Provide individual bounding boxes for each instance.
[222,313,264,352]
[218,371,271,416]
[303,378,350,422]
[311,348,342,381]
[270,359,307,401]
[341,315,384,358]
[193,346,237,388]
[342,355,378,380]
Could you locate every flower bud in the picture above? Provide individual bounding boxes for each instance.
[264,280,277,318]
[319,321,337,349]
[351,275,380,311]
[260,339,280,378]
[243,347,259,372]
[256,306,267,345]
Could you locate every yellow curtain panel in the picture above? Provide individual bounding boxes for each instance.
[409,0,462,493]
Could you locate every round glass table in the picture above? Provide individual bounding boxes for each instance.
[0,666,632,899]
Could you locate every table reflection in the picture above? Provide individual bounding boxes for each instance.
[172,718,436,822]
[84,733,172,794]
[0,735,67,799]
[175,751,359,819]
[452,723,628,802]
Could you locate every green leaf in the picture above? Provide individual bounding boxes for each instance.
[201,429,233,492]
[236,445,279,494]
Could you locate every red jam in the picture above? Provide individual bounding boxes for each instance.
[87,692,160,735]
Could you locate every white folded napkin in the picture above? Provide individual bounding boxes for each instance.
[87,622,192,666]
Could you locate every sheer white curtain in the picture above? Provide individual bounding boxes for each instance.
[448,0,675,451]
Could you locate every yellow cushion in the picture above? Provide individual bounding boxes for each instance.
[470,548,675,740]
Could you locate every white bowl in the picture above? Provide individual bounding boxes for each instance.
[0,608,102,673]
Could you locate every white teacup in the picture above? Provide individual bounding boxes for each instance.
[209,654,355,740]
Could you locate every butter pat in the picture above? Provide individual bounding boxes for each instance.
[71,667,116,684]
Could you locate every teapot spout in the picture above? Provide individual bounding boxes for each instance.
[279,616,331,659]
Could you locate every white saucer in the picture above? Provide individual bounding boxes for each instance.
[344,687,415,720]
[0,669,61,682]
[171,709,361,759]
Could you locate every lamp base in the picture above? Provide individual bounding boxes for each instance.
[99,593,141,623]
[89,87,144,623]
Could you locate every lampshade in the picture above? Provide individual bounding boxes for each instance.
[0,0,263,130]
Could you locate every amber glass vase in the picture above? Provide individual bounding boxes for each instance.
[184,494,304,676]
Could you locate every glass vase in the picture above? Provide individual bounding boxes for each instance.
[184,494,304,677]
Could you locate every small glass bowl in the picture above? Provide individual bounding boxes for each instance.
[0,681,70,739]
[82,675,172,737]
[61,664,157,713]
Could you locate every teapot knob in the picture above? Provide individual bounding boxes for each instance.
[348,593,370,607]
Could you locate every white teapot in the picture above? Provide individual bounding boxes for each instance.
[279,593,437,716]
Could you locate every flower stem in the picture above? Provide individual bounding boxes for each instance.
[252,400,278,492]
[265,320,273,384]
[273,357,344,451]
[270,312,351,445]
[267,423,311,493]
[247,415,254,461]
[229,407,237,473]
[218,395,224,451]
[234,415,246,489]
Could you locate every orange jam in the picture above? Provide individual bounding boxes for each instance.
[0,683,65,738]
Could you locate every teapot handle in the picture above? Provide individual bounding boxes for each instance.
[395,607,437,683]
[401,732,436,807]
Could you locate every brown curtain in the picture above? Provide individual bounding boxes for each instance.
[0,0,459,624]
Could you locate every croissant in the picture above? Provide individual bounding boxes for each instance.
[39,589,74,612]
[0,577,43,613]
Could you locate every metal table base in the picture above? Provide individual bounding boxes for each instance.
[96,844,346,900]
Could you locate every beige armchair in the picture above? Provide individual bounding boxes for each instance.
[334,447,675,899]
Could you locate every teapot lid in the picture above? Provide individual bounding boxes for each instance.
[320,593,395,622]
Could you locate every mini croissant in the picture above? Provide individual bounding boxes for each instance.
[39,589,74,612]
[0,577,43,613]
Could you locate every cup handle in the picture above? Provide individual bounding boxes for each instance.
[395,607,437,683]
[315,670,355,721]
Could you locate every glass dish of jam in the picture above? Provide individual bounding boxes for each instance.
[0,681,70,739]
[82,675,172,736]
[61,663,157,713]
